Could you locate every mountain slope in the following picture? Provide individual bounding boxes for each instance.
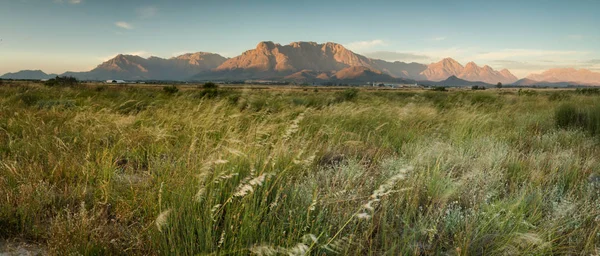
[512,78,573,87]
[63,53,227,80]
[195,41,427,81]
[420,58,518,84]
[526,68,600,85]
[433,75,491,87]
[421,58,465,81]
[1,70,57,80]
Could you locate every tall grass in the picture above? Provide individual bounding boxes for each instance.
[0,84,599,254]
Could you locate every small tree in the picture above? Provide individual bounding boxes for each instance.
[163,85,179,94]
[496,82,503,89]
[202,82,217,89]
[45,76,78,87]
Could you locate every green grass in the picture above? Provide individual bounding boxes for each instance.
[1,83,600,255]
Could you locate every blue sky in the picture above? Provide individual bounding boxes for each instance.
[1,0,599,77]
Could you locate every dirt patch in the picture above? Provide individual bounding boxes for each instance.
[0,239,46,256]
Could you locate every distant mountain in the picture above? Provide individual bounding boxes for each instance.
[63,52,227,80]
[525,68,600,86]
[1,70,57,80]
[512,78,573,87]
[282,66,410,84]
[431,75,491,87]
[420,58,518,84]
[194,41,427,81]
[332,66,400,82]
[3,41,527,84]
[369,60,427,79]
[421,58,465,81]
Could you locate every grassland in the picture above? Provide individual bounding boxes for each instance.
[1,82,599,255]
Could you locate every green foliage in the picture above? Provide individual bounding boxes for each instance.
[471,85,486,90]
[556,103,600,136]
[44,76,78,87]
[335,88,359,102]
[518,89,537,96]
[575,88,600,95]
[1,85,600,255]
[431,86,447,91]
[163,85,179,94]
[548,91,571,101]
[496,82,503,88]
[201,82,218,89]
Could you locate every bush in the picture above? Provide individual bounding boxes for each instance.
[518,89,537,96]
[431,86,447,92]
[555,104,585,129]
[555,104,600,136]
[163,85,179,94]
[471,85,486,90]
[336,88,359,102]
[202,82,218,89]
[575,88,600,95]
[45,76,78,87]
[548,91,570,101]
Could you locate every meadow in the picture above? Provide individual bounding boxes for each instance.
[0,82,599,255]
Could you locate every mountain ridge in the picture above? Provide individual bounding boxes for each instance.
[1,41,596,86]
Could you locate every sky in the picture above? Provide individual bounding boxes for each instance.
[1,0,599,78]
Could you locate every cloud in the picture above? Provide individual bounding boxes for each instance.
[115,21,133,30]
[54,0,82,4]
[567,34,583,40]
[473,49,586,60]
[364,51,429,62]
[432,37,446,41]
[99,51,152,61]
[346,40,386,51]
[137,6,158,19]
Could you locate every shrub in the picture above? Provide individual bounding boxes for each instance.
[471,85,486,90]
[555,103,600,136]
[469,92,498,105]
[518,89,537,96]
[336,88,359,102]
[431,86,447,92]
[548,91,570,101]
[575,88,600,95]
[17,93,42,106]
[556,104,584,129]
[202,82,218,89]
[163,85,179,94]
[45,76,78,87]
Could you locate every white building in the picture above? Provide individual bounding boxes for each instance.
[106,80,126,84]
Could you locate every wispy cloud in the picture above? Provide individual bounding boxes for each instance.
[115,21,133,30]
[136,6,158,19]
[473,49,586,60]
[54,0,82,4]
[567,34,583,40]
[346,40,386,52]
[432,37,446,41]
[99,51,152,61]
[364,51,429,62]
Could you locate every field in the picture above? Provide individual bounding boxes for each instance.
[1,82,599,255]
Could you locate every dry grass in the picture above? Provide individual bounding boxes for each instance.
[0,82,598,255]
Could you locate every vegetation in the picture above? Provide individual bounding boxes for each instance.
[44,76,78,87]
[430,86,447,92]
[496,82,503,88]
[1,83,600,255]
[471,85,486,90]
[163,85,179,94]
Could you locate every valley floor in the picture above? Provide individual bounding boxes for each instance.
[0,82,599,255]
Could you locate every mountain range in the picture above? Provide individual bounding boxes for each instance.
[2,41,599,86]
